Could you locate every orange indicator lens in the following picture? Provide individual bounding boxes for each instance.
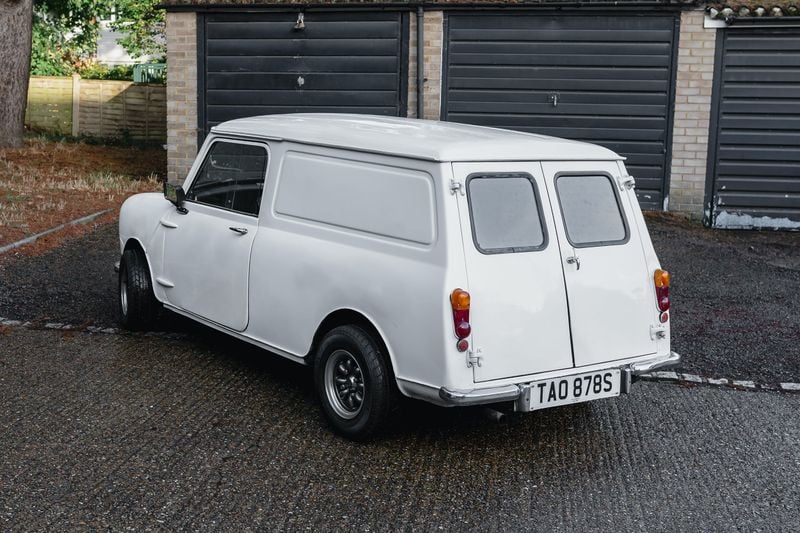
[450,289,471,311]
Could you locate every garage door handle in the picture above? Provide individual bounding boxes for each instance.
[229,227,248,235]
[566,255,580,270]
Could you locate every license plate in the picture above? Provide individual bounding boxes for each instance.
[529,369,621,410]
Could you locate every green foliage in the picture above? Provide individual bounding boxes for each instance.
[30,0,109,76]
[31,20,73,76]
[29,0,165,76]
[78,63,134,81]
[110,0,165,61]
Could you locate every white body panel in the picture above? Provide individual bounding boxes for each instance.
[541,161,659,367]
[117,114,671,407]
[160,204,258,331]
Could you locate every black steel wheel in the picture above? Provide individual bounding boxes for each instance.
[314,325,395,440]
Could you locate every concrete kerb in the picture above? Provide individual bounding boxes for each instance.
[0,209,112,255]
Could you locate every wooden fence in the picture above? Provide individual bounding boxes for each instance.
[25,75,166,143]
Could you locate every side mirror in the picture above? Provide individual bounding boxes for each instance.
[163,182,187,213]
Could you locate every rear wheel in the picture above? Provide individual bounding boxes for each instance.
[118,247,159,330]
[314,325,395,440]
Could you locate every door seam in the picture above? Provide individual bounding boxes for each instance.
[538,161,577,369]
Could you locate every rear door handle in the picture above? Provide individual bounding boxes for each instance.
[566,255,580,270]
[229,227,248,235]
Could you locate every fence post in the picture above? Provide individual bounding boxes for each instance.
[71,74,81,137]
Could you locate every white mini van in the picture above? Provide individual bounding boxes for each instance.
[118,114,679,439]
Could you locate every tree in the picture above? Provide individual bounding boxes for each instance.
[111,0,165,61]
[30,0,108,75]
[0,0,33,148]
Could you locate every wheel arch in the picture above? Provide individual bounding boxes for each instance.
[122,237,162,304]
[309,308,399,383]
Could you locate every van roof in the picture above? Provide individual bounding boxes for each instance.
[211,114,623,163]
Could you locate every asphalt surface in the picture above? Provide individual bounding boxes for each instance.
[0,326,798,531]
[648,215,799,383]
[0,216,797,384]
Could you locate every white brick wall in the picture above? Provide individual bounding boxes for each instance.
[668,10,718,216]
[166,12,198,184]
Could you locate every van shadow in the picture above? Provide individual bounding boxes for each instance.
[163,311,608,452]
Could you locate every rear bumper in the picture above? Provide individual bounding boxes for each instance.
[438,351,681,408]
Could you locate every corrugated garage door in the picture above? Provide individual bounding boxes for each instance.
[707,27,800,229]
[443,14,679,210]
[200,12,407,134]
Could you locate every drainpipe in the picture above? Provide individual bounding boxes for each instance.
[416,6,424,119]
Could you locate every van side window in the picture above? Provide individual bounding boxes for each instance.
[466,174,547,254]
[556,175,628,247]
[186,141,268,216]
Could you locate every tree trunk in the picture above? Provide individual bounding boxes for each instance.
[0,0,33,148]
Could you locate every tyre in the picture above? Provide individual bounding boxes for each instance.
[314,325,396,440]
[118,247,159,331]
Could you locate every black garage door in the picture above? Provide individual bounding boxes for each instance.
[199,12,407,135]
[707,27,800,229]
[443,14,679,210]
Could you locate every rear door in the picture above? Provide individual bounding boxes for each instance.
[453,162,574,383]
[542,161,657,367]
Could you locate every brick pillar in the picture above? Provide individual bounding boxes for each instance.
[407,14,418,118]
[668,10,718,216]
[407,11,444,120]
[166,12,198,184]
[422,11,444,120]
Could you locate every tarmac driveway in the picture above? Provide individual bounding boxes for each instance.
[1,216,799,530]
[0,215,797,384]
[1,326,798,530]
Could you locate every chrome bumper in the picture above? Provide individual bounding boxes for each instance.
[438,351,681,408]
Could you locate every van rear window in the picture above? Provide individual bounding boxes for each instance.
[467,174,547,254]
[555,174,628,247]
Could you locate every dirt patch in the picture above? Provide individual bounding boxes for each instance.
[0,137,163,253]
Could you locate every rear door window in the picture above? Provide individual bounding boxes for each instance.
[555,174,628,247]
[466,174,547,254]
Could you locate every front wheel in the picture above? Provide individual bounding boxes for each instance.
[118,247,160,330]
[314,325,396,440]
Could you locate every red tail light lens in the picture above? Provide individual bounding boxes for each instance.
[450,288,471,340]
[654,269,670,312]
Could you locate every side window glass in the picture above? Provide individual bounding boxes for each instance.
[186,141,268,216]
[556,175,628,247]
[467,174,547,254]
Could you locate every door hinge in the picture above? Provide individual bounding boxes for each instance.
[650,324,667,340]
[450,179,465,196]
[618,175,636,191]
[467,348,483,368]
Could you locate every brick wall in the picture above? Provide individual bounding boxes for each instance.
[668,9,718,216]
[408,11,444,120]
[166,12,198,184]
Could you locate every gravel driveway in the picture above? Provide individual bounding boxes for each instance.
[0,215,797,384]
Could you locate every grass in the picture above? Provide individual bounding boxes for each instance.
[0,135,164,250]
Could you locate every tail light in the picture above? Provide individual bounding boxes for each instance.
[450,288,471,351]
[654,269,670,313]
